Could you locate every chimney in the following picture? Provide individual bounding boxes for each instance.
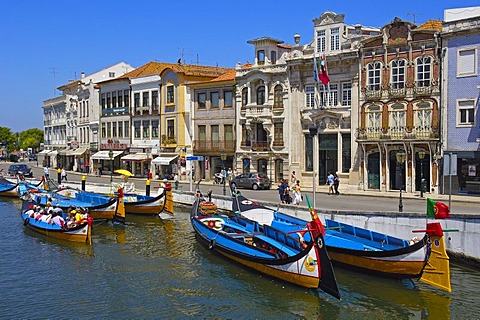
[81,72,85,79]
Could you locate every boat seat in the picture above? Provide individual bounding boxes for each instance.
[255,235,299,256]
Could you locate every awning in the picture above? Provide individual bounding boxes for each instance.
[68,147,88,156]
[152,154,179,165]
[91,150,123,160]
[121,153,151,162]
[38,150,51,155]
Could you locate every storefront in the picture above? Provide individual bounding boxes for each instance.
[120,153,151,178]
[91,150,124,175]
[152,154,178,180]
[448,151,480,195]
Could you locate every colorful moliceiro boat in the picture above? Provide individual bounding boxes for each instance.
[191,190,341,299]
[232,191,451,292]
[0,181,18,197]
[20,204,93,244]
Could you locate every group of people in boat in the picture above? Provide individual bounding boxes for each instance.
[24,201,89,229]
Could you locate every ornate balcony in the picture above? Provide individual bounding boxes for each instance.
[251,141,269,151]
[388,85,406,98]
[362,87,382,100]
[413,82,433,97]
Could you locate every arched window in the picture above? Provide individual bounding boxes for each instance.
[256,86,265,105]
[273,85,283,109]
[241,87,248,109]
[415,103,432,135]
[416,56,431,87]
[366,105,382,138]
[391,59,406,89]
[389,103,406,138]
[367,62,382,90]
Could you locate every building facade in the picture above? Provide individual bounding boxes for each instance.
[441,7,480,194]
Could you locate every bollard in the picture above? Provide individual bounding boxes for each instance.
[57,168,61,184]
[146,179,150,197]
[82,175,86,191]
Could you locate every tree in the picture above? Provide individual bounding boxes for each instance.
[19,128,44,151]
[0,127,16,152]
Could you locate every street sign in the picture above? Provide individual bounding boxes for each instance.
[186,156,204,161]
[443,153,457,176]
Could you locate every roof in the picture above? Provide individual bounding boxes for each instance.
[416,20,442,31]
[119,61,232,79]
[247,36,284,44]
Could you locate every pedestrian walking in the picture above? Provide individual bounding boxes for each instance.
[291,170,297,184]
[334,172,340,195]
[61,168,68,181]
[326,172,334,195]
[292,180,302,205]
[43,166,49,179]
[278,179,286,203]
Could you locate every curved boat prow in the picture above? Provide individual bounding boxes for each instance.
[113,188,126,224]
[164,183,174,215]
[419,222,451,292]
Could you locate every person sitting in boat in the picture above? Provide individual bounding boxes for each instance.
[51,205,63,217]
[51,215,65,228]
[66,209,78,228]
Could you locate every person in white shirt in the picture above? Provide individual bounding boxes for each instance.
[43,166,49,179]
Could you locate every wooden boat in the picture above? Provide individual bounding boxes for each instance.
[30,190,123,222]
[232,191,451,292]
[192,189,340,299]
[0,181,18,197]
[20,203,92,244]
[54,185,174,216]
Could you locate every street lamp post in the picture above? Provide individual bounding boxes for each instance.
[309,125,318,209]
[108,149,114,185]
[221,152,227,196]
[418,150,425,198]
[396,151,406,212]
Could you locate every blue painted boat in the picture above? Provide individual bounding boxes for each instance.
[0,182,18,197]
[191,189,340,299]
[232,190,451,292]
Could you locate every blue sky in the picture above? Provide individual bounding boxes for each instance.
[1,0,478,133]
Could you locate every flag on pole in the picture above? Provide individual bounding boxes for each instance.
[313,55,319,83]
[318,53,330,85]
[427,198,450,219]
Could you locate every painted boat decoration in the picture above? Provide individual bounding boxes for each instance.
[232,190,451,292]
[191,188,340,299]
[20,202,93,244]
[0,182,18,197]
[30,190,121,222]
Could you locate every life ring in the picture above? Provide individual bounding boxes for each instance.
[296,231,308,249]
[23,218,30,226]
[316,236,324,249]
[208,238,216,250]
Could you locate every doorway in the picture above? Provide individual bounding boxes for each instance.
[415,153,430,192]
[319,134,338,184]
[367,152,380,189]
[389,150,406,190]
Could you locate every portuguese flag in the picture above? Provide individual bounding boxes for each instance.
[427,198,450,219]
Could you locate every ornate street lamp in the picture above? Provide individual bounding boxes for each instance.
[418,150,426,198]
[221,152,227,196]
[109,149,114,185]
[396,150,406,212]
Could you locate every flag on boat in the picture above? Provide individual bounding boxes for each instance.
[318,53,330,85]
[426,198,450,219]
[313,55,319,83]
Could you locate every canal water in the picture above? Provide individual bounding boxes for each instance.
[1,197,479,319]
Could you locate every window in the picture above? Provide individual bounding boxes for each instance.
[390,104,406,135]
[211,125,219,147]
[143,120,150,138]
[391,59,406,89]
[256,86,265,105]
[134,93,140,108]
[416,56,431,87]
[198,93,206,109]
[198,125,206,147]
[210,92,219,108]
[273,85,283,109]
[112,122,117,137]
[330,27,340,51]
[224,90,233,108]
[366,105,382,137]
[368,62,382,90]
[305,85,315,108]
[257,50,265,65]
[305,135,313,171]
[107,122,111,138]
[270,51,277,64]
[319,86,327,107]
[134,121,141,138]
[342,134,351,173]
[124,90,130,107]
[152,90,159,111]
[166,85,175,104]
[457,48,477,77]
[152,120,159,138]
[167,119,175,140]
[143,92,149,107]
[106,93,111,109]
[241,125,251,146]
[274,122,283,145]
[109,72,115,78]
[112,92,117,109]
[124,121,129,137]
[457,100,475,126]
[328,84,338,106]
[342,82,352,106]
[316,30,326,53]
[118,121,123,138]
[118,91,123,108]
[242,88,248,108]
[224,125,233,149]
[415,103,432,132]
[101,122,106,138]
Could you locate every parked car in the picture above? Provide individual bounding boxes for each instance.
[7,164,33,177]
[230,172,271,190]
[28,154,37,161]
